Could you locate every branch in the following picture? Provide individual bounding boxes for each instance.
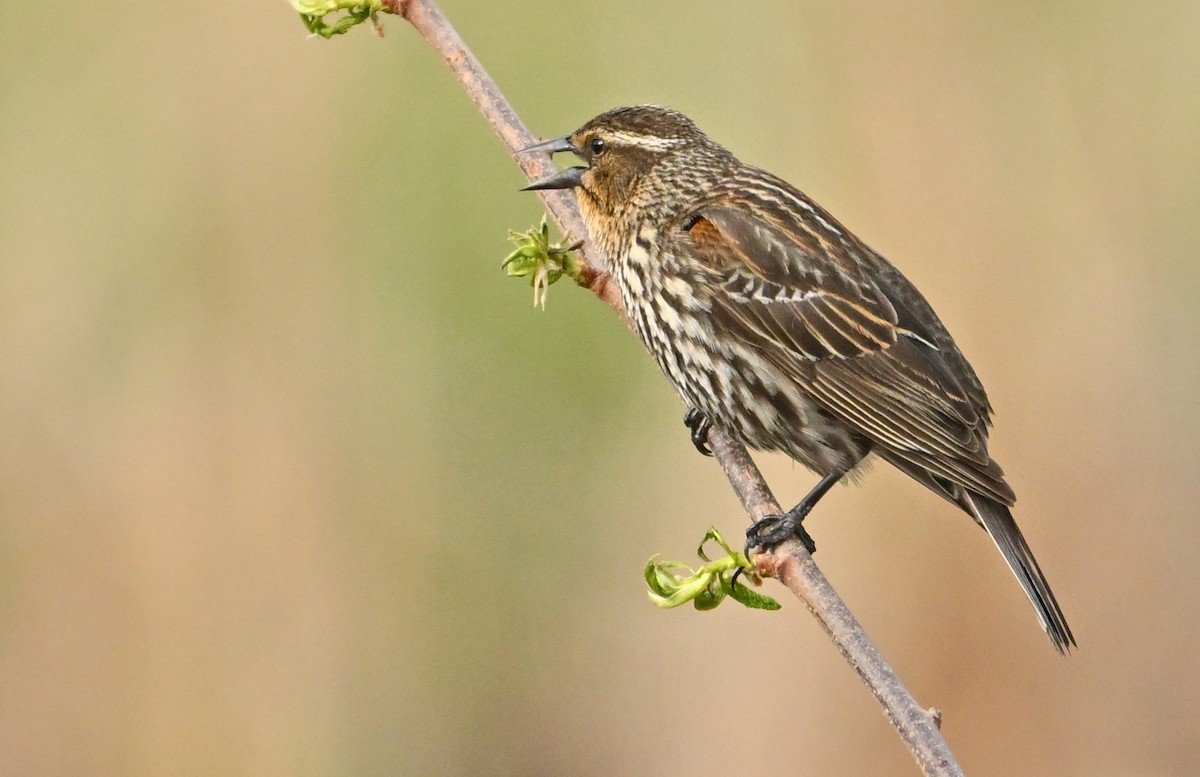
[710,433,958,776]
[380,1,963,774]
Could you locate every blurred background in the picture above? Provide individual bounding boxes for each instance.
[1,1,1197,774]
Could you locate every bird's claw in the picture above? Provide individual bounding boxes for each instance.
[744,510,817,556]
[730,564,747,592]
[683,408,714,457]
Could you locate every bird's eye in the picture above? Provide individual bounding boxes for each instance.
[589,137,606,155]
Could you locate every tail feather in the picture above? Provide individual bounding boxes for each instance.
[963,491,1076,654]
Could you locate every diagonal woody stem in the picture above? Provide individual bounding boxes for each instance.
[387,1,962,774]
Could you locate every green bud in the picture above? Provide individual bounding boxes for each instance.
[292,0,390,39]
[643,527,780,612]
[502,217,583,308]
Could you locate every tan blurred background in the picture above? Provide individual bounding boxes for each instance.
[1,1,1197,775]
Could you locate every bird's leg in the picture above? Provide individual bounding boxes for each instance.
[682,407,714,457]
[745,472,844,556]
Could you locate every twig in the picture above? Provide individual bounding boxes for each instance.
[388,1,962,774]
[712,433,956,774]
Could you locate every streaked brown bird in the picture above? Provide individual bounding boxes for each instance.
[522,105,1074,653]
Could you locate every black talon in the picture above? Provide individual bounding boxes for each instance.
[683,407,714,456]
[745,511,817,555]
[730,564,746,592]
[744,472,845,557]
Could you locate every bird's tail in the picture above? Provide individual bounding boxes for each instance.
[962,491,1076,654]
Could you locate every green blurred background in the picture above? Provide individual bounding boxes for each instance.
[2,1,1198,774]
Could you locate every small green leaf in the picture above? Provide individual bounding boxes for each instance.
[698,525,744,564]
[725,577,782,610]
[649,573,712,609]
[643,556,677,598]
[693,575,726,610]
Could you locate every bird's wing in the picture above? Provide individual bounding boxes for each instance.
[682,203,900,361]
[680,200,1013,504]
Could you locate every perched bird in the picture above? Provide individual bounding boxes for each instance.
[521,106,1074,653]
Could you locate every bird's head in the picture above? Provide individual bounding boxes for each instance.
[521,105,727,221]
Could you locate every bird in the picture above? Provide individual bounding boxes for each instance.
[520,105,1075,653]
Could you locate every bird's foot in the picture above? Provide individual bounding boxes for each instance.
[744,505,817,556]
[683,407,713,457]
[743,472,843,558]
[731,507,816,592]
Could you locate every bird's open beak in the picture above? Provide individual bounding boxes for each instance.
[521,166,585,191]
[519,135,574,155]
[519,134,584,190]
